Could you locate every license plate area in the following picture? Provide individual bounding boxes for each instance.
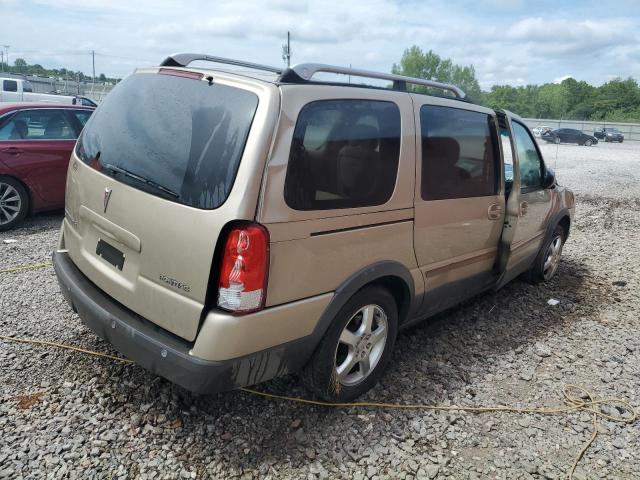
[96,239,125,270]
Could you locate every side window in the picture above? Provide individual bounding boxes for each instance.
[3,80,18,92]
[0,110,77,141]
[22,81,33,93]
[512,122,543,190]
[421,105,498,200]
[72,110,93,127]
[284,100,401,210]
[0,115,19,140]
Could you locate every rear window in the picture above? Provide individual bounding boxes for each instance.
[3,80,17,92]
[76,72,258,209]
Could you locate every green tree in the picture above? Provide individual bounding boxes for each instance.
[392,46,482,100]
[14,57,27,73]
[591,78,640,120]
[98,73,107,82]
[535,83,569,119]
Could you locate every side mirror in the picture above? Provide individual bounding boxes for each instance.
[542,167,556,189]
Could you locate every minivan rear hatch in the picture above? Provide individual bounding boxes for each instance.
[63,69,263,341]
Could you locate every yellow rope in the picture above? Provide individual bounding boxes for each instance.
[0,262,52,274]
[0,335,133,364]
[0,335,636,479]
[0,260,637,478]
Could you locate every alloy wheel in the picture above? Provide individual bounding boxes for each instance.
[0,182,21,226]
[334,304,388,387]
[543,235,563,280]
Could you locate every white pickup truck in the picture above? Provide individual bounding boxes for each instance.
[0,77,77,105]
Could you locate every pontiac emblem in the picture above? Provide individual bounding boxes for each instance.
[103,188,112,213]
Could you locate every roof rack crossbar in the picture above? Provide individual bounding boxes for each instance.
[160,53,282,74]
[280,63,466,98]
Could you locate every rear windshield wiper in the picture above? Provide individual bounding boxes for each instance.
[104,163,180,199]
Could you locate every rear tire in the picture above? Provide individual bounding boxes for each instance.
[0,176,29,231]
[526,225,565,284]
[302,286,398,402]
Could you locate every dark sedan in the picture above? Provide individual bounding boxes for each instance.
[594,127,624,143]
[0,103,94,230]
[541,128,598,146]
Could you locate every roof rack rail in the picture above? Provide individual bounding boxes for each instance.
[279,63,466,99]
[159,53,465,99]
[160,53,283,74]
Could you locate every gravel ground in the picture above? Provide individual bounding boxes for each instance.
[1,141,639,479]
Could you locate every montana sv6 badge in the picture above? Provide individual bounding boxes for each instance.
[159,274,191,292]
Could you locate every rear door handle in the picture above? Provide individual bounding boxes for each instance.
[487,203,503,220]
[2,147,23,155]
[520,201,529,216]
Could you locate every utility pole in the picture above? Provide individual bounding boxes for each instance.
[282,31,291,67]
[3,46,9,73]
[0,49,3,73]
[92,50,95,84]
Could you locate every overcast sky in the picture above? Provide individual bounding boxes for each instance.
[1,0,639,89]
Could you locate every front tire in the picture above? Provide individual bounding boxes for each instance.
[302,286,398,402]
[584,139,593,146]
[527,225,565,284]
[554,137,561,144]
[0,176,29,231]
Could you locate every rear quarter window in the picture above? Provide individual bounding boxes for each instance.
[284,99,401,210]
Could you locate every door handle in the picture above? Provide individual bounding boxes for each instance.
[487,203,503,220]
[2,147,23,155]
[520,201,529,216]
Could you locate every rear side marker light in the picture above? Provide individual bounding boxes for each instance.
[217,223,269,314]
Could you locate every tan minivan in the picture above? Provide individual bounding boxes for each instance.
[53,53,575,401]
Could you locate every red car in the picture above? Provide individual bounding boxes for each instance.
[0,103,94,230]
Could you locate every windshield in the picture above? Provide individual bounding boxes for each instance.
[76,72,258,209]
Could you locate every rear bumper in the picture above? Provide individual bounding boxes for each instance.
[53,250,321,394]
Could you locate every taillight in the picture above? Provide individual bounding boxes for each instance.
[217,223,269,314]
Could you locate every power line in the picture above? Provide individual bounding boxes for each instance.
[0,48,157,80]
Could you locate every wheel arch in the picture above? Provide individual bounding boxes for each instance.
[311,261,416,342]
[557,214,571,240]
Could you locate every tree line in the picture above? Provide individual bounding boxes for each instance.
[1,58,118,84]
[393,46,640,123]
[4,51,639,122]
